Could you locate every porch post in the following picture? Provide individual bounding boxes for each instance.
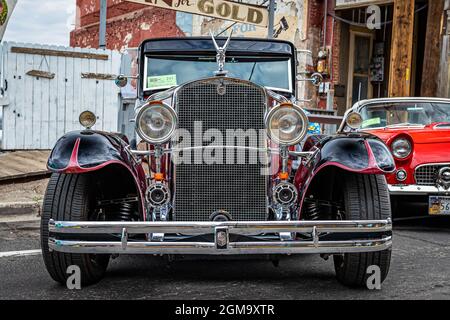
[388,0,415,97]
[421,0,445,97]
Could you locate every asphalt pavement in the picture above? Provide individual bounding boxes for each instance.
[0,214,448,300]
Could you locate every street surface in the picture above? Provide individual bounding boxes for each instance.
[0,213,448,300]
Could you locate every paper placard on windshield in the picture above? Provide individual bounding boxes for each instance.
[147,75,177,89]
[362,117,381,128]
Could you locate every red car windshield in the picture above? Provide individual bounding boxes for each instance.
[360,102,450,129]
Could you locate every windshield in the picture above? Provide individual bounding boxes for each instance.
[144,55,292,92]
[359,102,450,129]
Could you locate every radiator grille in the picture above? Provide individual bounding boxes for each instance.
[415,164,450,186]
[173,79,268,221]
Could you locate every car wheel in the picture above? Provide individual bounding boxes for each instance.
[40,173,110,286]
[333,174,392,288]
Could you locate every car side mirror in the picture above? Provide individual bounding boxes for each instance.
[115,75,128,88]
[296,72,323,87]
[310,73,324,87]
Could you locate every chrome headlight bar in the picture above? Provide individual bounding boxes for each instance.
[128,145,319,163]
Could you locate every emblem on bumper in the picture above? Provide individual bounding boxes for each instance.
[215,227,229,249]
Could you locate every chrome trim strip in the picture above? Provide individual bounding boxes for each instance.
[49,236,392,255]
[49,219,392,235]
[415,162,450,168]
[388,184,450,195]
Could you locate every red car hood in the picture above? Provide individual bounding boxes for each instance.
[366,126,450,144]
[364,125,450,167]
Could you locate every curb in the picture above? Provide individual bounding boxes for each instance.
[0,201,43,217]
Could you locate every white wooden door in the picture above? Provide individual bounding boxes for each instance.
[0,42,121,150]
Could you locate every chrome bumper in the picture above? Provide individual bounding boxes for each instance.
[389,184,450,195]
[48,219,392,255]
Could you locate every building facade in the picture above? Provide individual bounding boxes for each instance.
[70,0,450,115]
[70,0,316,101]
[314,0,448,115]
[70,0,185,51]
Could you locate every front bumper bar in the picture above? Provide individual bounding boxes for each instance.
[389,184,450,195]
[48,219,392,255]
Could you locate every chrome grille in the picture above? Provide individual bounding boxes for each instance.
[173,78,267,222]
[415,164,450,186]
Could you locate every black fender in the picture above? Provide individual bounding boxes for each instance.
[295,133,395,215]
[47,131,147,211]
[302,133,395,173]
[48,131,134,172]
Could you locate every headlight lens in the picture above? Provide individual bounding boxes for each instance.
[265,104,309,145]
[136,102,177,144]
[346,112,363,129]
[391,138,412,159]
[79,111,96,129]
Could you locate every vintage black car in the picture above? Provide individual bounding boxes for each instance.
[41,35,395,288]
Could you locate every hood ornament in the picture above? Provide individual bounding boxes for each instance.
[210,30,233,76]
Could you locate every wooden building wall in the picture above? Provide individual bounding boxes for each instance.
[0,42,121,150]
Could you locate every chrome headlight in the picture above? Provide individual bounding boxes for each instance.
[79,110,96,129]
[391,138,412,159]
[136,102,177,144]
[265,103,309,146]
[345,112,363,129]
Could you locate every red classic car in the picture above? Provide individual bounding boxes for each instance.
[340,97,450,217]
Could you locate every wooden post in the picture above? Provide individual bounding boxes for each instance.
[388,0,415,97]
[421,0,445,97]
[438,0,450,97]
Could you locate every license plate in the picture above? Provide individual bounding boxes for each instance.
[429,196,450,215]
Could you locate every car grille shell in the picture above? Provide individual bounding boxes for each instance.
[415,164,450,186]
[172,78,268,222]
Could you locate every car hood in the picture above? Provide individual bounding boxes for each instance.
[364,126,450,144]
[364,125,450,167]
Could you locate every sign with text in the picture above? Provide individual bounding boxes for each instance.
[125,0,268,27]
[336,0,393,10]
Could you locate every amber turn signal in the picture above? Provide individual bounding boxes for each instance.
[154,173,164,181]
[279,172,289,180]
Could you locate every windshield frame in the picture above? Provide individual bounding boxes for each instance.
[142,54,293,94]
[350,97,450,132]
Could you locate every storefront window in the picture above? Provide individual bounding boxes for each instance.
[354,36,371,74]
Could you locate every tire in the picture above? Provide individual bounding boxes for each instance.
[40,173,110,286]
[333,174,392,288]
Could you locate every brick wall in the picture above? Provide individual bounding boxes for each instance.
[306,0,339,110]
[71,0,185,51]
